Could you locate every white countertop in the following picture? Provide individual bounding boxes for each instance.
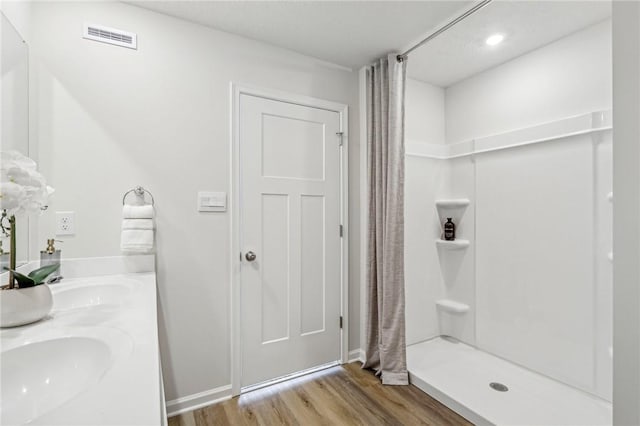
[0,271,164,425]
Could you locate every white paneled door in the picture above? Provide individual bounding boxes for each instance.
[239,93,343,389]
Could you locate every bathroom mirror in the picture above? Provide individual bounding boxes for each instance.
[1,12,30,266]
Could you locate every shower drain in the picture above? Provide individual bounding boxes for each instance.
[489,382,509,392]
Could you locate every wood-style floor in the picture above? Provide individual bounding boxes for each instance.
[168,362,472,426]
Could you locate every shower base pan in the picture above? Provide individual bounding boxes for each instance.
[407,337,611,426]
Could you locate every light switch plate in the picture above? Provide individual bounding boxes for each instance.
[198,191,226,212]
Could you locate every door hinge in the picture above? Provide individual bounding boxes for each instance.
[336,131,344,146]
[340,316,343,329]
[239,252,242,262]
[339,224,344,237]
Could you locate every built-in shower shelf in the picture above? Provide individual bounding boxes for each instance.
[435,199,470,209]
[436,239,470,250]
[436,299,470,314]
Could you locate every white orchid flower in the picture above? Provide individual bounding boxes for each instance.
[0,151,53,216]
[0,181,27,213]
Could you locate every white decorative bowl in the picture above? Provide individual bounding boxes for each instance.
[0,285,53,328]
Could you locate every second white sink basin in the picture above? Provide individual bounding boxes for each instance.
[53,283,131,311]
[0,337,111,425]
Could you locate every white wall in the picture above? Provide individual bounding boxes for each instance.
[405,78,445,144]
[0,0,31,42]
[28,1,360,405]
[446,19,612,144]
[612,2,640,424]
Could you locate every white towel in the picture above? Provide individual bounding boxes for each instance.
[121,205,155,254]
[122,218,154,230]
[122,204,154,219]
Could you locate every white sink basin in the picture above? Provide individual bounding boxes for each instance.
[53,283,131,311]
[0,337,111,425]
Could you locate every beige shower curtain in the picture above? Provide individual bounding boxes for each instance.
[362,54,408,385]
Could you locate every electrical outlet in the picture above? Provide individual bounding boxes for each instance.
[56,211,75,236]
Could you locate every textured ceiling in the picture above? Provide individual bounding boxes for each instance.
[125,0,611,87]
[125,0,473,70]
[407,0,611,86]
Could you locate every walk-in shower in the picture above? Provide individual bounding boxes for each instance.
[402,2,613,424]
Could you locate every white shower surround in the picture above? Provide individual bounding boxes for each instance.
[403,17,613,420]
[406,112,612,400]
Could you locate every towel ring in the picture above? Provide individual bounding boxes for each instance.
[122,186,155,206]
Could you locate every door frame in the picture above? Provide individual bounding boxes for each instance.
[230,83,349,396]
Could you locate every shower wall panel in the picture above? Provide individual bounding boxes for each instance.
[404,155,447,345]
[440,156,476,345]
[475,133,611,399]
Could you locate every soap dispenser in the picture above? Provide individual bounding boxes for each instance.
[40,239,61,273]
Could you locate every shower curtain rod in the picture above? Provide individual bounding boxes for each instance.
[397,0,493,62]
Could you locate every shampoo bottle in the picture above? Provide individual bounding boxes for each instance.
[443,218,456,241]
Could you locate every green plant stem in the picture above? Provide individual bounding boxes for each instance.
[9,216,16,289]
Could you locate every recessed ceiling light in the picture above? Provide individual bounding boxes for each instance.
[485,34,504,46]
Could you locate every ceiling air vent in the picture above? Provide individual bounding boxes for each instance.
[83,23,137,50]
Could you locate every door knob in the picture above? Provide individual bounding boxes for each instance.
[245,251,257,262]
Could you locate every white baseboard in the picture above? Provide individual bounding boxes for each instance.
[166,384,232,417]
[348,348,365,363]
[167,351,364,418]
[166,351,364,417]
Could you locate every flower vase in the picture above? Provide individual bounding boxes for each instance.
[0,284,53,327]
